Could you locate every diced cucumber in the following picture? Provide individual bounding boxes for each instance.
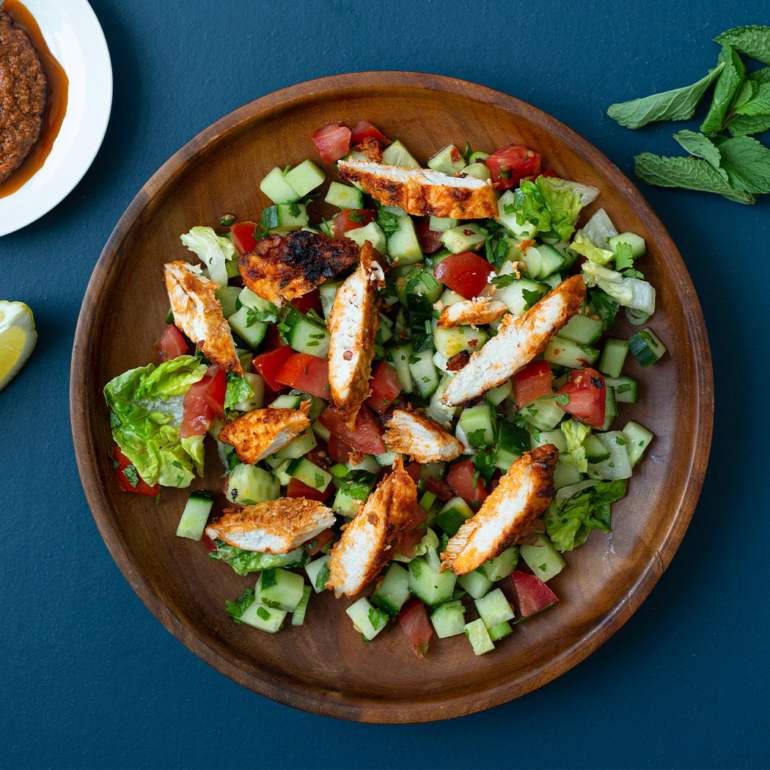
[464,618,495,655]
[587,431,632,480]
[488,621,513,641]
[270,394,302,409]
[457,568,493,599]
[312,419,331,442]
[260,166,300,204]
[284,159,325,198]
[482,546,520,581]
[608,231,646,258]
[371,563,411,616]
[520,534,566,582]
[286,457,332,491]
[523,243,565,280]
[382,139,420,168]
[263,203,309,233]
[441,223,486,253]
[458,403,496,449]
[257,567,306,612]
[325,181,364,209]
[270,458,292,485]
[622,420,654,467]
[584,433,611,462]
[463,162,491,181]
[346,454,380,474]
[397,265,443,312]
[559,314,604,345]
[498,190,538,238]
[175,490,215,540]
[495,420,530,472]
[232,372,265,412]
[226,258,241,279]
[333,471,376,518]
[495,278,548,316]
[409,349,440,398]
[346,597,389,641]
[319,280,342,320]
[434,325,487,358]
[228,308,267,350]
[239,601,286,633]
[305,554,331,593]
[599,338,629,379]
[291,585,312,626]
[544,336,600,368]
[346,221,387,253]
[428,373,459,427]
[381,205,408,218]
[522,395,564,431]
[531,428,568,453]
[377,312,394,345]
[553,460,582,489]
[427,144,466,175]
[389,343,414,393]
[475,587,515,628]
[215,286,242,319]
[628,328,667,368]
[375,450,400,467]
[542,272,563,291]
[483,379,512,406]
[274,429,318,460]
[387,215,423,265]
[429,215,459,232]
[227,465,280,505]
[283,307,330,357]
[597,384,619,432]
[340,149,368,164]
[431,600,466,638]
[434,496,474,538]
[407,557,457,606]
[604,375,638,404]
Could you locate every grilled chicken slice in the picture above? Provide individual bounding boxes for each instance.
[205,498,335,554]
[326,456,417,597]
[438,297,508,328]
[442,275,585,406]
[440,445,558,575]
[164,261,242,374]
[383,409,464,463]
[328,241,385,428]
[219,401,311,464]
[238,230,359,307]
[337,158,498,219]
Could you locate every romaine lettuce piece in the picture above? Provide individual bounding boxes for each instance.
[560,419,590,473]
[104,355,208,487]
[180,226,237,287]
[570,230,615,265]
[209,543,308,575]
[582,261,656,315]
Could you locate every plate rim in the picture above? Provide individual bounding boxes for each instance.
[70,71,714,723]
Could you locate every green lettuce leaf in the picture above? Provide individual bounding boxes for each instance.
[581,262,656,315]
[180,226,236,288]
[545,479,629,552]
[570,230,615,265]
[560,419,590,473]
[224,372,255,411]
[210,543,308,576]
[104,355,208,487]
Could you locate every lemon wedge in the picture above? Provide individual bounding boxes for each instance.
[0,301,37,392]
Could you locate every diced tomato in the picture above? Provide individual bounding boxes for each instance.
[485,145,542,190]
[399,598,433,658]
[264,324,287,350]
[396,528,425,560]
[433,252,494,299]
[512,361,553,408]
[155,324,188,361]
[202,365,227,418]
[414,216,443,254]
[555,367,606,428]
[276,353,330,399]
[408,503,428,529]
[111,446,159,496]
[331,209,376,239]
[291,289,322,316]
[365,360,402,414]
[230,221,258,255]
[425,477,453,501]
[253,346,294,390]
[303,527,336,556]
[201,533,217,552]
[286,477,334,503]
[405,462,420,484]
[447,460,488,508]
[328,435,353,464]
[180,376,215,438]
[541,169,558,178]
[318,404,386,456]
[350,120,391,146]
[312,122,351,163]
[511,571,559,618]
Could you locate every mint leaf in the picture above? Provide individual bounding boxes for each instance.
[634,153,755,204]
[672,130,725,176]
[717,136,770,194]
[714,26,770,66]
[735,83,770,116]
[750,68,770,85]
[728,114,770,136]
[701,46,746,135]
[607,64,724,129]
[613,242,635,272]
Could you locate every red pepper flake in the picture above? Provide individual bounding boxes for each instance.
[343,351,353,361]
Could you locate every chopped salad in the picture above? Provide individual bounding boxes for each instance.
[104,119,665,658]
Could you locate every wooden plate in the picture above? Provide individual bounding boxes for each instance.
[70,72,713,723]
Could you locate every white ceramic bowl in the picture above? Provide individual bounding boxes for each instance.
[0,0,112,236]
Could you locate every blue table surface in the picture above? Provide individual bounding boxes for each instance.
[2,1,768,768]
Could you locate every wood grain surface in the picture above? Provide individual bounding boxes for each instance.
[69,72,713,723]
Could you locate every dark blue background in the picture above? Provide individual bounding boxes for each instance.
[2,1,768,768]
